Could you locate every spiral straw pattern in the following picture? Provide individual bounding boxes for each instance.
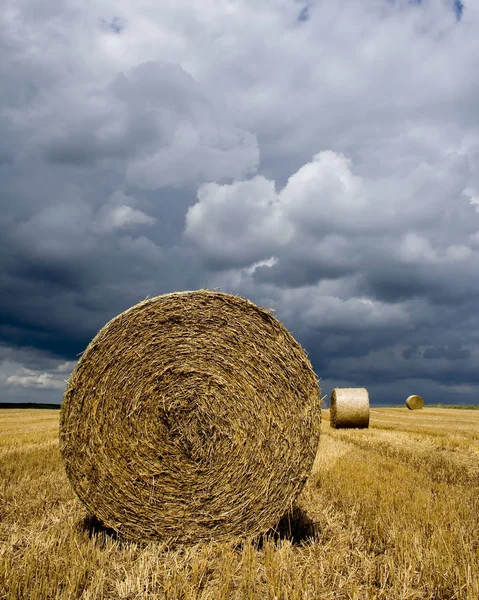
[60,291,321,543]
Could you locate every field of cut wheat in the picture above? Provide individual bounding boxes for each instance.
[0,407,478,599]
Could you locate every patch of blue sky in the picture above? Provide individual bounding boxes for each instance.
[297,6,310,22]
[408,0,464,20]
[454,0,464,20]
[101,17,124,34]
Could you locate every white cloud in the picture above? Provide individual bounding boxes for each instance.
[1,360,72,391]
[398,233,472,265]
[54,361,77,373]
[243,256,278,276]
[185,150,475,272]
[6,369,67,390]
[185,175,293,265]
[95,189,156,232]
[306,296,409,329]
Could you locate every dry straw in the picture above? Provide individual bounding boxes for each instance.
[60,290,321,544]
[406,395,424,410]
[330,387,370,429]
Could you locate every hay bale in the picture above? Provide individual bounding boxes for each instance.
[60,291,321,544]
[406,394,424,410]
[330,387,370,429]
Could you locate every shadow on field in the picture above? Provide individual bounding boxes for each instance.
[80,505,317,549]
[257,505,318,547]
[81,514,122,545]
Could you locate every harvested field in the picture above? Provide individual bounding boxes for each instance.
[1,407,479,599]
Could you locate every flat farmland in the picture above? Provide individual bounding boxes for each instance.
[1,407,478,599]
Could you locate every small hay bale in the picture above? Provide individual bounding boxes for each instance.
[60,291,321,544]
[330,387,370,429]
[406,394,424,410]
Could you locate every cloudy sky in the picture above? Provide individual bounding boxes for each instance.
[1,0,478,406]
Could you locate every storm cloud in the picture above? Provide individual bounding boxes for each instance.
[1,0,479,405]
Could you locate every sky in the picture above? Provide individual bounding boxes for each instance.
[1,0,479,406]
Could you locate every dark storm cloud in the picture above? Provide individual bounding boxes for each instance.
[1,0,479,405]
[422,346,471,360]
[0,21,258,395]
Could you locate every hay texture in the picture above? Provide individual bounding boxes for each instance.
[406,395,424,410]
[330,388,370,429]
[60,291,321,544]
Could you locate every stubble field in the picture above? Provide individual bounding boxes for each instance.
[0,407,478,599]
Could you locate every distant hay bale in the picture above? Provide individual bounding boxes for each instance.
[330,388,370,429]
[406,395,424,410]
[60,290,321,544]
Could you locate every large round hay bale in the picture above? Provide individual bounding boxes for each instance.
[330,387,370,429]
[406,394,424,410]
[60,291,321,544]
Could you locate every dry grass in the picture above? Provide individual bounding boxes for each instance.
[1,407,479,599]
[60,291,321,543]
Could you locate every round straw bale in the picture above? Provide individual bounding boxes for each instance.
[330,387,370,429]
[60,291,321,544]
[406,394,424,410]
